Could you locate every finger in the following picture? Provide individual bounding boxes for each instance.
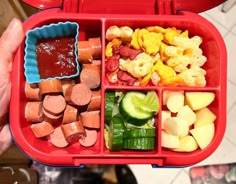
[0,18,24,55]
[0,18,24,75]
[0,124,12,155]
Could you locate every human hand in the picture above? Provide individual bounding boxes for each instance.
[0,18,24,155]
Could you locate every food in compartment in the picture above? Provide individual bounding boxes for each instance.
[24,35,102,149]
[62,104,78,124]
[78,37,102,63]
[104,91,159,151]
[61,121,85,143]
[161,91,216,152]
[31,121,54,138]
[64,83,92,106]
[38,79,63,96]
[79,128,98,147]
[185,92,216,111]
[105,25,207,87]
[49,127,69,148]
[25,101,43,122]
[36,36,78,79]
[25,83,40,101]
[79,63,101,89]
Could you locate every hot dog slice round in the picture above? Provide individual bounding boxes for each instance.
[64,83,92,106]
[50,126,69,148]
[30,121,54,138]
[80,110,100,129]
[61,79,76,96]
[78,41,93,64]
[43,108,63,125]
[25,101,43,122]
[62,104,78,124]
[80,66,101,89]
[61,121,85,143]
[79,129,98,147]
[88,37,102,59]
[39,79,63,96]
[25,82,40,101]
[43,94,66,116]
[87,90,101,111]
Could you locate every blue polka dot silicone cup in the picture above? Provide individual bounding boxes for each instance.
[24,21,80,84]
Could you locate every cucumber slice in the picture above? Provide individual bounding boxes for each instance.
[108,115,125,151]
[123,137,155,150]
[105,91,116,124]
[132,91,159,114]
[119,92,153,126]
[124,128,156,139]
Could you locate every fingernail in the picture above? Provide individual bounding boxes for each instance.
[6,18,20,33]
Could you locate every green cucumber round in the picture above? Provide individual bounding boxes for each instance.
[123,137,155,150]
[124,128,156,139]
[119,92,153,126]
[105,91,116,125]
[108,115,125,151]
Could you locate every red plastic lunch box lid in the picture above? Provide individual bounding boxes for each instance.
[22,0,225,14]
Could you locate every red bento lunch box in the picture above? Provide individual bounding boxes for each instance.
[10,0,227,167]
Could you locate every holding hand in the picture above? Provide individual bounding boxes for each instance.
[0,18,24,155]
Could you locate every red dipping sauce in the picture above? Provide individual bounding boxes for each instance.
[36,36,77,79]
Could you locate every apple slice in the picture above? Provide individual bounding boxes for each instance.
[163,117,189,136]
[177,105,196,126]
[194,107,216,128]
[172,135,198,152]
[161,110,171,129]
[190,123,215,150]
[166,92,185,113]
[185,92,215,111]
[161,130,179,149]
[163,90,184,106]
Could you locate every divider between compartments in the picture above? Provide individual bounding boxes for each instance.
[100,18,106,155]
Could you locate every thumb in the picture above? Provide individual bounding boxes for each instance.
[0,18,24,127]
[0,18,24,55]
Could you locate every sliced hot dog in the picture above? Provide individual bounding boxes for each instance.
[61,121,85,143]
[80,66,101,89]
[39,79,63,96]
[30,121,54,138]
[62,104,78,124]
[88,37,102,59]
[61,79,76,96]
[43,94,66,116]
[78,41,93,64]
[87,90,101,111]
[25,102,43,122]
[80,111,101,129]
[64,83,92,106]
[79,129,98,147]
[82,60,101,76]
[25,82,40,101]
[50,126,69,148]
[43,108,63,125]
